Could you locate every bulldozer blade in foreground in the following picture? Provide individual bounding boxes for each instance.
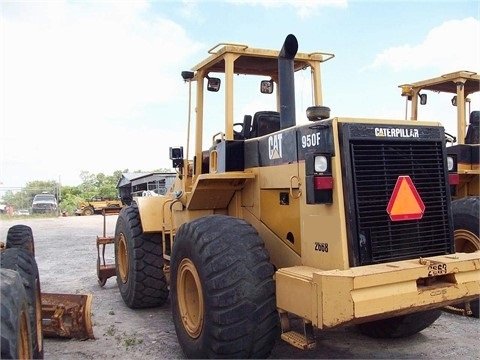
[41,292,94,340]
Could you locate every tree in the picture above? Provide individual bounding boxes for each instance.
[1,190,31,211]
[1,181,60,212]
[1,168,172,216]
[77,171,120,200]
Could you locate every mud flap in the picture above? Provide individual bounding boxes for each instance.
[41,292,94,340]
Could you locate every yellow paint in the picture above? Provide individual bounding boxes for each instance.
[276,252,480,329]
[260,189,301,254]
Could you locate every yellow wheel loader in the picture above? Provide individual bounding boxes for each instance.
[112,34,480,358]
[75,196,123,216]
[400,71,480,317]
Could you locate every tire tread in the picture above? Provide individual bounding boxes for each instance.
[115,204,169,308]
[171,214,279,358]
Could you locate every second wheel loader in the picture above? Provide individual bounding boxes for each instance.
[400,70,480,317]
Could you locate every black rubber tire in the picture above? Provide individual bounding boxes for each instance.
[451,196,480,318]
[82,206,94,216]
[469,300,479,318]
[357,309,442,338]
[5,225,35,255]
[114,204,169,308]
[306,106,330,121]
[171,214,279,359]
[452,196,480,241]
[1,248,44,358]
[0,268,33,359]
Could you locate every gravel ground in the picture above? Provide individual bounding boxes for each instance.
[1,215,479,359]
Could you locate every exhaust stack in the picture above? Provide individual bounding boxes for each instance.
[278,34,298,129]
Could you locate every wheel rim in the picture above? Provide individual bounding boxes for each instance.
[177,258,204,339]
[117,233,129,284]
[35,279,43,354]
[19,307,31,359]
[454,229,480,253]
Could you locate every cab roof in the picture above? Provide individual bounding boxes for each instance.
[400,70,480,95]
[191,42,334,76]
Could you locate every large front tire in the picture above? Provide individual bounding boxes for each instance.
[357,309,442,338]
[114,204,169,308]
[171,215,279,359]
[452,196,480,318]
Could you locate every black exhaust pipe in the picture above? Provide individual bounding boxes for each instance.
[278,34,298,129]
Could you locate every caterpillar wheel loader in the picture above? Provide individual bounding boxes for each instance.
[1,225,94,359]
[400,71,480,317]
[75,196,123,216]
[112,34,480,358]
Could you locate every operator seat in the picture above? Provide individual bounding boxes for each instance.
[250,111,280,138]
[242,115,252,139]
[465,110,479,144]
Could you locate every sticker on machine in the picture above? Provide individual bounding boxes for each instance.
[386,176,425,221]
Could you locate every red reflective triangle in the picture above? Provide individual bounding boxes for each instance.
[387,176,425,221]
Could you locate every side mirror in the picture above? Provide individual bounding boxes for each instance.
[260,80,274,94]
[181,71,194,81]
[207,77,221,92]
[169,146,184,168]
[419,93,427,105]
[451,96,457,106]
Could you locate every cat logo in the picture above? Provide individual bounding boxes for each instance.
[268,134,283,159]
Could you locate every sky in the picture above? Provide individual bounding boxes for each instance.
[1,0,479,189]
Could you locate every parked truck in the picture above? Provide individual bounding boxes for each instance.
[31,193,58,215]
[111,35,480,358]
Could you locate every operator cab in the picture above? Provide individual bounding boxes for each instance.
[173,36,335,178]
[237,111,281,140]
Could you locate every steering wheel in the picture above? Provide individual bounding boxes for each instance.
[233,122,244,140]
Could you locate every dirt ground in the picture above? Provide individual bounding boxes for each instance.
[1,215,479,359]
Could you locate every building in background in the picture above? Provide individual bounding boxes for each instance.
[117,172,176,205]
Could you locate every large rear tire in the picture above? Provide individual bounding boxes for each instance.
[171,214,279,358]
[1,248,43,359]
[5,225,35,255]
[0,268,33,359]
[452,196,480,318]
[114,204,169,308]
[357,309,442,338]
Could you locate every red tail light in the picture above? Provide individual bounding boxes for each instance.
[448,173,459,185]
[314,176,333,190]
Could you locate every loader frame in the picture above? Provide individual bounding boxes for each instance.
[115,35,480,353]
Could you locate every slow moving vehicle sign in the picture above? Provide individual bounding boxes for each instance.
[387,175,425,221]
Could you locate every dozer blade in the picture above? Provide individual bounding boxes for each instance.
[41,292,94,340]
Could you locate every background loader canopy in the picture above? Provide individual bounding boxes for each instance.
[400,70,480,144]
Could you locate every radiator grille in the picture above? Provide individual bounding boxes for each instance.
[350,141,452,265]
